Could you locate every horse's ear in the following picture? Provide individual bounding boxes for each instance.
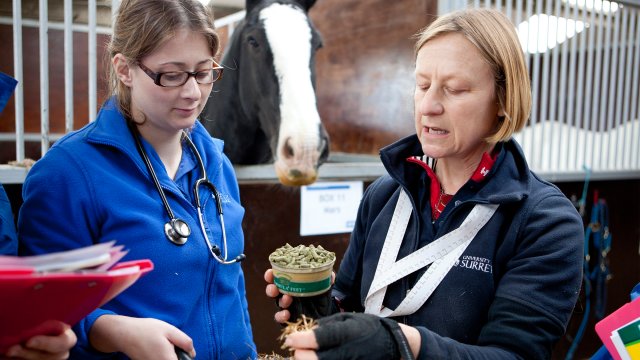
[295,0,316,12]
[245,0,316,14]
[245,0,261,14]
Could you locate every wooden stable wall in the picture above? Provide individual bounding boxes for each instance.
[311,0,432,154]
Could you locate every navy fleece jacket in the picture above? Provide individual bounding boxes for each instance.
[333,135,584,360]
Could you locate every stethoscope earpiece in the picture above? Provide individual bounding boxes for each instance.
[164,218,190,245]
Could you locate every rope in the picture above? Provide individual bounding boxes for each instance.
[565,192,611,360]
[578,166,591,217]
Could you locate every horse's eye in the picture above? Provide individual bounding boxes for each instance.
[247,36,259,48]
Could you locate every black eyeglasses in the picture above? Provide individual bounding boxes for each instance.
[137,62,223,87]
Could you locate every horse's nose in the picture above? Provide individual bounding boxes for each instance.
[281,126,329,163]
[275,135,324,186]
[281,136,320,163]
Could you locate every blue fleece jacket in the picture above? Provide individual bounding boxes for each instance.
[18,98,256,359]
[0,72,18,255]
[333,135,584,360]
[0,184,17,255]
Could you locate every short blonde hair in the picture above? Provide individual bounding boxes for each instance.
[414,8,531,143]
[107,0,220,121]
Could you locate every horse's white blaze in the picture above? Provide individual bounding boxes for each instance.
[261,4,322,174]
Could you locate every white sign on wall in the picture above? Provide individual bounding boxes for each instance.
[300,181,363,236]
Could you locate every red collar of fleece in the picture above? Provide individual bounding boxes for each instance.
[406,151,497,219]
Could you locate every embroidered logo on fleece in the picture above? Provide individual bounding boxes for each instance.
[454,255,493,274]
[211,192,231,204]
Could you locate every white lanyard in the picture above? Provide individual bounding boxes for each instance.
[364,190,498,317]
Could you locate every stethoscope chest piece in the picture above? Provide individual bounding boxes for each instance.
[165,218,191,245]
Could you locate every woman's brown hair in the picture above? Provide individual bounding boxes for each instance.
[107,0,220,121]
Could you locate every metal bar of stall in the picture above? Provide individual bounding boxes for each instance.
[632,12,640,169]
[575,3,589,171]
[515,0,522,30]
[621,10,633,169]
[88,0,97,122]
[12,0,24,162]
[504,0,511,20]
[584,8,599,170]
[539,0,554,171]
[543,1,566,171]
[519,0,534,160]
[566,1,580,171]
[0,17,111,33]
[598,10,614,170]
[214,11,246,40]
[112,0,119,22]
[592,9,606,170]
[529,0,543,168]
[39,0,50,154]
[525,0,533,70]
[612,9,625,169]
[213,9,246,27]
[552,1,578,169]
[64,0,74,133]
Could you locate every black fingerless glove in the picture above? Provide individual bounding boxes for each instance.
[285,290,335,322]
[313,313,415,360]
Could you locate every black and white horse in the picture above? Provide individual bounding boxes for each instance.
[202,0,329,186]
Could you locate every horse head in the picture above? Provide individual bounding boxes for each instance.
[201,0,329,186]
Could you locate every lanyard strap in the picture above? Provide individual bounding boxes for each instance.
[365,190,498,317]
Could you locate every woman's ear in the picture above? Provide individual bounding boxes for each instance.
[498,107,505,117]
[113,54,133,87]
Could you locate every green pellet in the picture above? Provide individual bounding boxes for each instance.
[269,243,336,269]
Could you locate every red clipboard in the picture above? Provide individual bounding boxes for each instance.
[595,297,640,360]
[0,259,153,352]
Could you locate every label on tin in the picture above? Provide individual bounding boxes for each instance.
[274,274,331,296]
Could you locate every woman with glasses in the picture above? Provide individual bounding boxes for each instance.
[17,0,256,358]
[266,8,583,360]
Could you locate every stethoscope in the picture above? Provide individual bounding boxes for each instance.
[129,122,246,265]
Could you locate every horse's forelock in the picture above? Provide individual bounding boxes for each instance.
[247,0,316,16]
